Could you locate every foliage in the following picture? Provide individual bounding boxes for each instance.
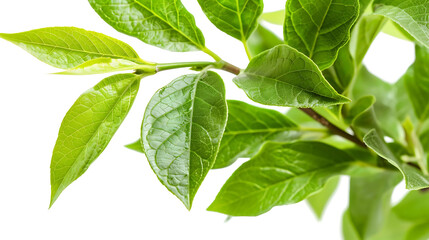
[2,0,429,238]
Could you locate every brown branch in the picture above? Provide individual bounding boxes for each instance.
[219,62,365,148]
[299,108,367,148]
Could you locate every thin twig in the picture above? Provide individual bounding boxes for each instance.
[299,108,367,148]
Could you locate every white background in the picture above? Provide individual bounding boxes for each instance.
[0,1,415,239]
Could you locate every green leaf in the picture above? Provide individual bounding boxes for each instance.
[141,71,227,209]
[349,171,401,239]
[405,45,429,120]
[363,129,429,190]
[393,190,429,222]
[353,66,404,142]
[125,139,144,153]
[382,20,416,42]
[367,211,414,240]
[197,0,263,41]
[89,0,206,52]
[345,96,376,125]
[342,210,361,240]
[0,27,141,69]
[405,221,429,240]
[323,45,355,92]
[261,10,285,25]
[373,0,429,48]
[284,0,359,70]
[55,58,155,75]
[208,141,354,216]
[247,25,283,57]
[394,69,417,123]
[350,14,387,67]
[50,73,143,206]
[358,0,374,17]
[233,44,350,108]
[213,100,299,169]
[307,176,340,220]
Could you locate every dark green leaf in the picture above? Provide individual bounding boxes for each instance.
[50,73,143,206]
[393,190,429,222]
[125,139,144,153]
[363,129,429,190]
[141,71,227,209]
[247,25,283,57]
[197,0,263,40]
[214,100,298,169]
[307,176,340,220]
[349,171,401,239]
[89,0,206,52]
[208,141,354,216]
[0,27,141,69]
[323,45,355,92]
[233,44,350,108]
[373,0,429,48]
[284,0,359,70]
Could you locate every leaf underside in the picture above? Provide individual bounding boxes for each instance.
[142,71,227,209]
[50,73,142,206]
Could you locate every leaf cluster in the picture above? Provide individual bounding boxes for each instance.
[2,0,429,238]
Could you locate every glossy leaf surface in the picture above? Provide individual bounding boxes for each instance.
[284,0,359,70]
[142,71,227,209]
[89,0,206,52]
[0,27,141,69]
[374,0,429,48]
[233,44,349,108]
[213,100,298,169]
[197,0,263,40]
[50,73,143,206]
[208,141,354,216]
[363,130,429,190]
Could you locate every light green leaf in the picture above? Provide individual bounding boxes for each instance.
[56,58,155,75]
[89,0,206,52]
[373,0,429,48]
[353,66,404,142]
[367,211,414,240]
[405,221,429,240]
[247,25,283,57]
[261,10,284,25]
[349,171,401,239]
[213,100,299,169]
[50,73,143,206]
[284,0,359,70]
[141,71,227,209]
[394,69,417,123]
[0,27,141,69]
[307,176,340,220]
[405,45,429,120]
[343,210,361,240]
[393,190,429,222]
[125,139,144,153]
[382,20,416,42]
[208,141,354,216]
[197,0,263,40]
[358,0,374,17]
[233,44,350,108]
[363,129,429,190]
[350,14,387,67]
